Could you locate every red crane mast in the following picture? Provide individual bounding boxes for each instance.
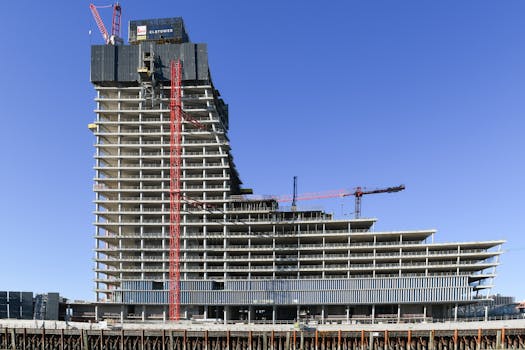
[167,63,207,321]
[169,60,183,321]
[166,60,207,321]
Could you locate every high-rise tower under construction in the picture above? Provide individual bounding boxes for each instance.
[90,17,504,323]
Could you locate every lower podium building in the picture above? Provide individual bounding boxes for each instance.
[90,17,504,323]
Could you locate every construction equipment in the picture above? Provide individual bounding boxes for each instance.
[169,60,182,321]
[288,176,299,222]
[89,2,122,45]
[273,184,405,219]
[167,63,208,321]
[167,60,207,322]
[351,185,405,219]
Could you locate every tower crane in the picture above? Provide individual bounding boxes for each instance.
[89,2,122,45]
[271,184,405,219]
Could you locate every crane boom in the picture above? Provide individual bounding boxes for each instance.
[354,185,405,196]
[266,184,405,219]
[89,4,109,44]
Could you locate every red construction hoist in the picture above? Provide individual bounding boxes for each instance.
[169,60,183,321]
[168,61,208,321]
[89,2,122,45]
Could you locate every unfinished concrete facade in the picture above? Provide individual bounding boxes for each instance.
[90,17,504,323]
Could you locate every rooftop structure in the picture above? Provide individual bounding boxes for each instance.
[90,17,504,324]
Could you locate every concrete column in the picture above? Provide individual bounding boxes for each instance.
[321,305,325,324]
[95,305,99,322]
[454,304,458,322]
[223,306,229,325]
[423,306,427,321]
[142,305,145,322]
[371,305,375,324]
[272,305,277,324]
[249,306,254,323]
[346,306,350,324]
[204,306,208,320]
[297,305,300,322]
[120,305,124,323]
[484,306,488,322]
[397,305,401,323]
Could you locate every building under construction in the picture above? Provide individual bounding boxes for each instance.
[89,16,504,323]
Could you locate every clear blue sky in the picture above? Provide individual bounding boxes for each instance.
[0,1,523,302]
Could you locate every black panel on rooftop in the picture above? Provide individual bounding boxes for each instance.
[91,43,209,84]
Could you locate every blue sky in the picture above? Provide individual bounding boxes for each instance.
[0,1,523,301]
